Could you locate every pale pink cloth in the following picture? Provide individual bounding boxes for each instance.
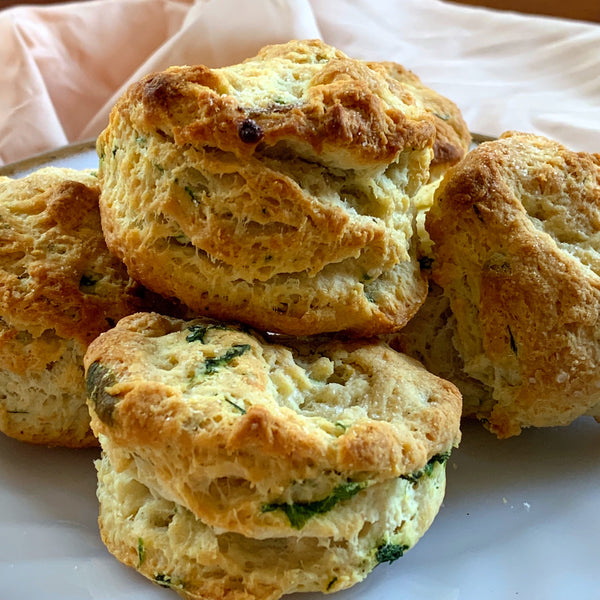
[1,0,599,166]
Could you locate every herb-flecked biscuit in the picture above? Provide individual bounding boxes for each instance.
[84,311,460,599]
[96,39,445,336]
[0,167,162,447]
[95,450,448,600]
[425,131,600,437]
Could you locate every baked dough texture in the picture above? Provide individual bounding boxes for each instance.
[388,282,490,418]
[424,131,600,437]
[96,39,470,336]
[0,167,168,447]
[84,311,461,599]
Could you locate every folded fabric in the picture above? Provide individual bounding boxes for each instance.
[0,0,599,166]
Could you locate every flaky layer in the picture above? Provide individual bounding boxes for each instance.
[84,312,461,505]
[426,131,600,437]
[96,451,447,600]
[0,320,96,447]
[96,39,441,336]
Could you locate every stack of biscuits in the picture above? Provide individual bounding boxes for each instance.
[3,36,599,600]
[82,39,467,599]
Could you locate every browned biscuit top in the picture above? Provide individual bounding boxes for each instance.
[426,131,600,437]
[374,61,471,176]
[96,39,443,337]
[85,312,461,491]
[119,39,436,170]
[0,167,148,345]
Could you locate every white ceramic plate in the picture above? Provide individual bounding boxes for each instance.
[1,143,599,600]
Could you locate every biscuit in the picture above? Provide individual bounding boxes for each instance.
[425,131,600,437]
[85,312,460,598]
[96,39,445,336]
[84,313,461,515]
[0,167,165,447]
[96,451,448,600]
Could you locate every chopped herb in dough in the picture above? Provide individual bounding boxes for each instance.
[203,344,251,375]
[375,542,409,564]
[137,538,146,567]
[186,323,229,343]
[86,361,118,425]
[261,481,367,529]
[153,574,184,590]
[401,451,451,484]
[224,397,246,414]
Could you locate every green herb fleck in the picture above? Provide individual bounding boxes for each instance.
[224,397,246,414]
[507,325,518,355]
[137,538,146,567]
[472,204,484,222]
[186,323,229,343]
[401,451,451,484]
[154,574,183,590]
[79,271,102,291]
[326,577,338,591]
[433,112,450,121]
[136,136,147,146]
[262,481,367,529]
[86,361,118,425]
[184,186,196,201]
[186,324,210,343]
[203,344,251,375]
[335,422,348,432]
[376,543,409,564]
[7,410,29,414]
[112,146,118,157]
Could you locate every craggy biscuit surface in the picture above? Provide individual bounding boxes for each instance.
[84,312,461,532]
[426,132,600,437]
[96,39,442,336]
[0,167,158,446]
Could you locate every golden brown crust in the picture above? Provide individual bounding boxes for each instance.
[374,61,471,178]
[0,168,146,345]
[84,312,461,526]
[127,40,435,169]
[97,39,440,336]
[426,131,600,437]
[0,167,186,447]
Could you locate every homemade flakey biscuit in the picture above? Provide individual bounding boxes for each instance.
[425,131,600,437]
[96,39,448,336]
[84,312,461,599]
[95,451,447,600]
[0,167,161,447]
